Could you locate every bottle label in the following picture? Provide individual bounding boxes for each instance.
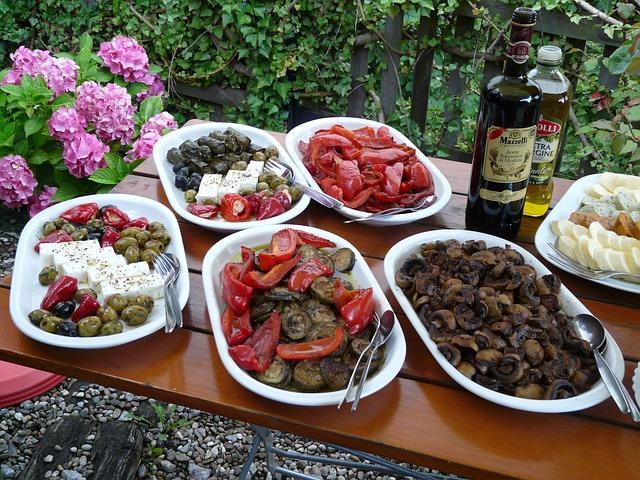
[480,187,528,204]
[506,21,534,64]
[530,117,562,185]
[481,125,537,184]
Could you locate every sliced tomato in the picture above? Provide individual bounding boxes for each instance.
[336,160,363,201]
[276,328,344,360]
[258,229,298,271]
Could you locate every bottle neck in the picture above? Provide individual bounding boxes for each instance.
[534,63,560,75]
[503,21,535,78]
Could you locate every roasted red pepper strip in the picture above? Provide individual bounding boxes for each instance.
[258,229,298,271]
[239,246,255,280]
[34,230,72,253]
[336,160,363,201]
[333,278,355,310]
[124,217,149,229]
[291,230,336,248]
[221,263,253,314]
[340,287,374,336]
[102,207,130,230]
[358,147,412,165]
[276,328,344,360]
[229,312,281,372]
[343,187,375,209]
[100,227,120,248]
[220,194,251,222]
[410,162,432,190]
[221,306,253,346]
[287,258,334,293]
[60,203,99,224]
[245,254,301,290]
[71,294,100,323]
[256,197,285,220]
[41,275,78,311]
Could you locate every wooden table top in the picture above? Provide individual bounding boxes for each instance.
[1,122,638,480]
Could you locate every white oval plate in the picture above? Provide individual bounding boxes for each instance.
[384,229,624,413]
[9,194,190,349]
[153,122,311,232]
[202,224,406,406]
[285,117,452,226]
[535,173,640,294]
[633,363,640,410]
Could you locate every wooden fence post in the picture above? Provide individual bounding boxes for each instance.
[379,11,404,120]
[348,46,369,117]
[410,12,437,133]
[598,44,620,89]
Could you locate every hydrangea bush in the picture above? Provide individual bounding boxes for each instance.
[0,34,176,215]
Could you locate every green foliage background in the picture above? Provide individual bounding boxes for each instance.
[0,0,638,179]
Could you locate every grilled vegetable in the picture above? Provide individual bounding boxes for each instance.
[281,307,311,340]
[309,276,335,304]
[292,360,326,392]
[320,358,350,390]
[255,356,291,387]
[332,248,356,272]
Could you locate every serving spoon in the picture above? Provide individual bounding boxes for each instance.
[573,313,640,422]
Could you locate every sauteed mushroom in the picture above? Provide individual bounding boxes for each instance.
[438,343,462,367]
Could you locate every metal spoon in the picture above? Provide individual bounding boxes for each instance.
[163,253,183,328]
[573,313,640,422]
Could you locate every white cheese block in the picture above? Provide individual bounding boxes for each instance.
[196,173,223,204]
[217,170,244,201]
[39,239,100,265]
[53,243,115,270]
[60,248,121,282]
[245,161,264,175]
[87,259,147,290]
[101,272,165,301]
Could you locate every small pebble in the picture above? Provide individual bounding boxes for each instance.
[44,454,53,462]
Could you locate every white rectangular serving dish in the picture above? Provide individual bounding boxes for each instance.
[285,117,452,226]
[10,194,190,349]
[384,229,624,413]
[153,122,311,232]
[201,224,406,406]
[535,173,640,294]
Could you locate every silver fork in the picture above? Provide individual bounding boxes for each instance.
[547,241,640,281]
[263,159,344,209]
[154,253,182,332]
[343,193,437,224]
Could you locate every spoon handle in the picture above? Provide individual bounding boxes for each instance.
[603,354,640,422]
[351,345,379,411]
[594,350,629,415]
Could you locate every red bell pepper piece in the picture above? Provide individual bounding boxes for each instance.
[124,217,149,230]
[41,275,78,311]
[239,246,255,280]
[287,258,334,293]
[256,197,285,220]
[362,170,384,187]
[343,187,375,209]
[339,287,374,336]
[358,147,412,165]
[221,263,253,314]
[336,160,363,201]
[382,162,403,195]
[60,203,99,224]
[333,278,355,309]
[221,306,253,346]
[71,294,100,322]
[220,194,251,222]
[372,188,434,207]
[102,206,130,230]
[100,226,120,248]
[290,230,336,248]
[258,229,298,271]
[276,328,344,360]
[34,230,72,253]
[229,312,281,372]
[187,203,219,219]
[245,254,301,290]
[410,162,432,190]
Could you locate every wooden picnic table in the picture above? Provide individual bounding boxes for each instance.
[0,121,638,480]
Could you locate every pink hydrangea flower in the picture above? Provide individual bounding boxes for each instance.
[98,36,149,82]
[48,107,87,142]
[126,130,160,162]
[137,73,165,101]
[1,47,78,96]
[2,46,51,84]
[140,112,177,136]
[43,57,79,96]
[0,155,37,208]
[63,132,109,178]
[28,186,57,217]
[75,81,135,144]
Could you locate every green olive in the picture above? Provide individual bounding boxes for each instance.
[129,294,154,313]
[274,183,289,192]
[148,221,165,233]
[151,231,171,246]
[97,305,118,323]
[268,177,287,189]
[42,221,57,236]
[120,305,149,326]
[252,151,266,161]
[288,186,303,202]
[38,266,59,286]
[86,219,104,230]
[78,316,102,337]
[120,227,143,238]
[202,199,216,205]
[53,218,67,228]
[74,288,97,302]
[106,294,129,313]
[124,245,140,263]
[238,188,254,196]
[264,146,278,158]
[71,228,88,241]
[135,230,152,247]
[40,316,63,333]
[144,240,165,254]
[141,248,158,266]
[262,189,274,197]
[100,320,123,336]
[230,161,248,171]
[114,237,138,254]
[256,182,269,192]
[184,190,197,203]
[258,172,276,184]
[60,223,76,234]
[29,309,51,326]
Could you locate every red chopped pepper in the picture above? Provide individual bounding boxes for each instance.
[343,187,375,209]
[291,230,336,248]
[102,206,130,230]
[100,227,120,248]
[336,160,363,201]
[256,197,285,220]
[258,229,298,271]
[220,194,251,222]
[187,203,219,219]
[228,312,281,372]
[221,263,253,314]
[410,162,432,190]
[340,287,374,336]
[333,278,355,310]
[239,246,255,280]
[124,217,149,229]
[287,258,334,293]
[276,328,344,360]
[381,162,403,195]
[221,306,253,346]
[71,294,100,322]
[34,230,72,253]
[358,147,412,165]
[41,275,78,311]
[244,254,301,290]
[60,203,99,224]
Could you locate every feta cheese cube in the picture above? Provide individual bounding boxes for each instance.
[61,250,123,282]
[217,170,244,201]
[245,161,264,175]
[100,272,165,301]
[196,174,223,204]
[87,259,147,290]
[39,239,100,265]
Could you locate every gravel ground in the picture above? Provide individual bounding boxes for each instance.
[0,206,28,278]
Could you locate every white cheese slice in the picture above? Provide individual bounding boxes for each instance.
[87,258,146,290]
[245,161,264,175]
[196,173,223,204]
[53,242,114,270]
[217,170,244,201]
[101,272,165,301]
[60,248,121,282]
[39,239,100,266]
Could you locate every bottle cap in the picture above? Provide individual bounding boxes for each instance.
[537,45,563,66]
[512,7,537,26]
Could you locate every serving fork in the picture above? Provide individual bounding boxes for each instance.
[547,242,640,282]
[343,193,437,224]
[154,253,182,332]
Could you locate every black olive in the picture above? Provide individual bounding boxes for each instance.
[57,320,78,337]
[187,173,202,190]
[177,166,191,177]
[172,162,187,173]
[87,232,102,241]
[52,301,76,319]
[174,175,189,191]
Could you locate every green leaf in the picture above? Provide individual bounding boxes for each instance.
[274,82,290,100]
[607,43,633,75]
[620,140,638,155]
[88,167,121,185]
[24,117,44,137]
[52,170,83,202]
[589,119,616,131]
[612,133,627,155]
[0,84,22,96]
[79,33,93,52]
[127,82,148,97]
[138,96,163,123]
[627,105,640,122]
[28,150,50,165]
[617,2,635,19]
[52,93,74,107]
